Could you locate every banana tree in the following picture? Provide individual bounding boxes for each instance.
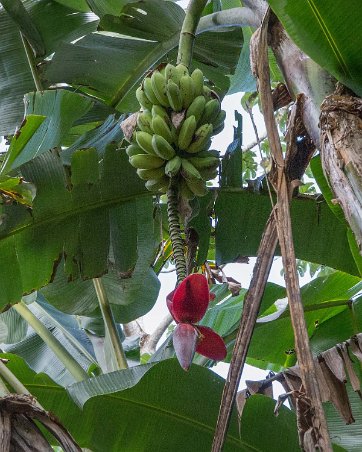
[0,0,361,451]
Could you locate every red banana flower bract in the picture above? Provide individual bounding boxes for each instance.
[167,274,227,370]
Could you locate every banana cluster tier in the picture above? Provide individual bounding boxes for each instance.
[126,64,225,199]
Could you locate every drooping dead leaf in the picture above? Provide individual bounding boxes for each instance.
[0,394,81,452]
[318,356,354,424]
[338,343,361,395]
[321,347,347,383]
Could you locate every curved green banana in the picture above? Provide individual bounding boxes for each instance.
[145,177,169,193]
[137,111,153,134]
[191,68,204,97]
[126,143,145,157]
[187,124,213,154]
[200,98,221,125]
[137,167,165,181]
[179,75,195,109]
[166,80,183,112]
[178,115,197,151]
[181,159,202,182]
[129,154,165,169]
[188,155,219,170]
[143,77,160,105]
[152,105,170,125]
[151,114,173,143]
[186,95,206,124]
[136,86,153,110]
[152,134,176,160]
[135,131,156,155]
[151,71,170,107]
[165,155,182,177]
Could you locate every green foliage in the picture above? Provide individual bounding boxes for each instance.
[215,190,359,275]
[268,0,362,96]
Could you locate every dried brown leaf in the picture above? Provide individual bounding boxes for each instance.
[339,343,361,394]
[321,347,347,383]
[318,357,354,424]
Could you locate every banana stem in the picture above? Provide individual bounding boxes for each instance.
[167,180,187,285]
[13,301,89,382]
[93,278,128,370]
[177,0,208,68]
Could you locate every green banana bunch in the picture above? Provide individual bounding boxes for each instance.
[127,63,226,197]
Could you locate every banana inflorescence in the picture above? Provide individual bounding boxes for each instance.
[127,63,225,199]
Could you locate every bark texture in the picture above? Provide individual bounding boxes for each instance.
[320,93,362,251]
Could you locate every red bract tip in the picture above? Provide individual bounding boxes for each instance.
[169,274,210,324]
[195,326,227,361]
[173,323,198,371]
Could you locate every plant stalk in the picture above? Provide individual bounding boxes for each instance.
[93,278,128,370]
[0,358,32,396]
[177,0,208,68]
[13,301,88,382]
[167,180,187,285]
[20,33,43,92]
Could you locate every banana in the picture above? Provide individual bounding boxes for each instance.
[152,105,170,125]
[145,177,169,193]
[137,111,153,134]
[152,134,176,160]
[185,178,208,197]
[198,167,218,181]
[165,63,175,82]
[179,75,195,109]
[151,71,170,107]
[200,99,220,125]
[129,154,165,169]
[143,77,160,105]
[135,131,156,155]
[188,155,219,170]
[191,68,204,96]
[166,80,183,112]
[213,109,226,128]
[213,122,225,135]
[173,64,188,84]
[126,143,145,157]
[165,155,182,177]
[178,115,197,151]
[195,149,220,158]
[179,178,195,200]
[136,86,153,110]
[151,114,173,143]
[186,95,206,123]
[181,159,202,182]
[187,124,213,154]
[137,167,165,181]
[203,85,212,98]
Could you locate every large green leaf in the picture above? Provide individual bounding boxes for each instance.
[4,90,92,171]
[325,363,362,451]
[3,355,242,451]
[268,0,362,96]
[45,0,243,111]
[311,155,362,275]
[247,272,362,370]
[41,197,161,323]
[240,395,299,451]
[0,146,159,313]
[0,0,98,135]
[2,298,97,386]
[215,189,359,275]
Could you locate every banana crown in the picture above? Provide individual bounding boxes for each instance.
[126,64,225,199]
